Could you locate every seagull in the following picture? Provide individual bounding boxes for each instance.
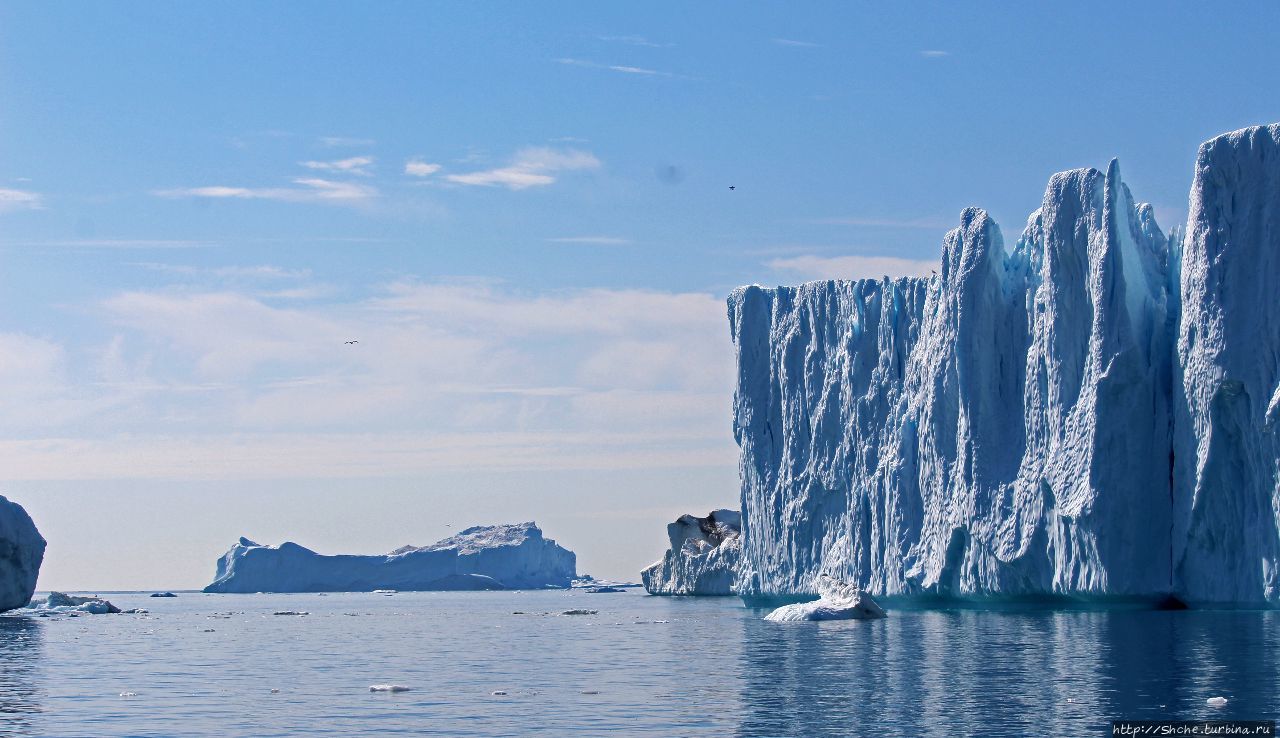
[729,185,736,191]
[344,340,358,345]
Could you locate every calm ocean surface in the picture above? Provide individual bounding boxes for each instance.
[0,590,1275,737]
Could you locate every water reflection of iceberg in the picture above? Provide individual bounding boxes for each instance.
[0,617,43,736]
[736,609,1280,737]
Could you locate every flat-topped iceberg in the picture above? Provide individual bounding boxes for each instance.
[0,496,45,612]
[642,509,742,595]
[204,522,576,593]
[730,123,1280,606]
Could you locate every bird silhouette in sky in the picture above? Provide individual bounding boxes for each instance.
[729,185,736,191]
[344,340,358,345]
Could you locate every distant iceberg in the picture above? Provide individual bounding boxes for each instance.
[642,509,741,595]
[203,522,576,593]
[730,123,1280,606]
[0,496,45,612]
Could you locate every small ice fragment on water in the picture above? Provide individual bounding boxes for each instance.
[561,609,597,616]
[1207,697,1228,707]
[270,689,280,694]
[119,692,137,698]
[369,684,410,693]
[581,690,600,695]
[202,629,215,632]
[1066,698,1074,703]
[272,611,308,616]
[491,690,507,696]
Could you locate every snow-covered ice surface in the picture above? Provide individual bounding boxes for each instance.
[204,522,576,593]
[25,592,122,615]
[0,495,45,612]
[642,509,742,595]
[730,123,1280,606]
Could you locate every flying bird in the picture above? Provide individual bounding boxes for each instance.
[344,340,358,345]
[729,185,736,191]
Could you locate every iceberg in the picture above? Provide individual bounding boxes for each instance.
[730,123,1280,606]
[0,496,45,612]
[27,592,121,615]
[203,522,576,593]
[764,577,887,621]
[641,509,742,595]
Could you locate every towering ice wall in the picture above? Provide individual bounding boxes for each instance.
[0,495,45,611]
[731,126,1280,605]
[1174,124,1280,604]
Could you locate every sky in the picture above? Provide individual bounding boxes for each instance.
[2,2,1279,590]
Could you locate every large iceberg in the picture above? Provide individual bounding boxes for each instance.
[642,509,742,595]
[0,496,45,612]
[730,123,1280,606]
[204,522,576,593]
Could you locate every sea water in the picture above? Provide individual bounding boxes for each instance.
[0,590,1276,736]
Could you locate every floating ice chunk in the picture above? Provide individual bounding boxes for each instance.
[560,609,597,616]
[272,611,308,616]
[765,578,887,622]
[491,690,508,696]
[149,592,177,598]
[584,586,625,594]
[28,592,121,615]
[1207,697,1228,708]
[581,690,600,695]
[372,589,396,594]
[270,689,280,694]
[119,692,137,698]
[369,684,410,693]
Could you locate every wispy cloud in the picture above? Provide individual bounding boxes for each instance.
[0,188,43,212]
[772,38,820,48]
[319,136,375,148]
[300,156,374,176]
[556,57,673,78]
[920,50,950,58]
[154,178,377,205]
[134,263,312,280]
[0,238,212,250]
[445,147,600,190]
[404,159,442,177]
[804,215,953,229]
[768,254,938,281]
[545,236,632,246]
[597,34,670,48]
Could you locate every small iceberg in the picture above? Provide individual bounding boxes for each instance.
[149,592,177,598]
[584,586,625,594]
[1207,697,1228,708]
[561,609,597,616]
[27,592,121,615]
[764,577,887,622]
[272,610,308,616]
[369,684,410,693]
[372,589,396,595]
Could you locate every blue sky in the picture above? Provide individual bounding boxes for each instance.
[1,2,1278,589]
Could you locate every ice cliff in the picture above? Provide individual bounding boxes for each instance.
[204,522,576,593]
[0,496,45,612]
[642,509,741,595]
[730,123,1280,606]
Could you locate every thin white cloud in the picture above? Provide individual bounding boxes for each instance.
[597,34,669,48]
[773,38,820,48]
[805,215,953,229]
[920,50,950,58]
[154,178,377,205]
[768,254,938,281]
[556,57,673,78]
[404,159,442,177]
[445,147,600,190]
[299,156,374,176]
[134,263,312,280]
[0,238,212,249]
[545,236,632,245]
[319,136,375,148]
[0,188,43,212]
